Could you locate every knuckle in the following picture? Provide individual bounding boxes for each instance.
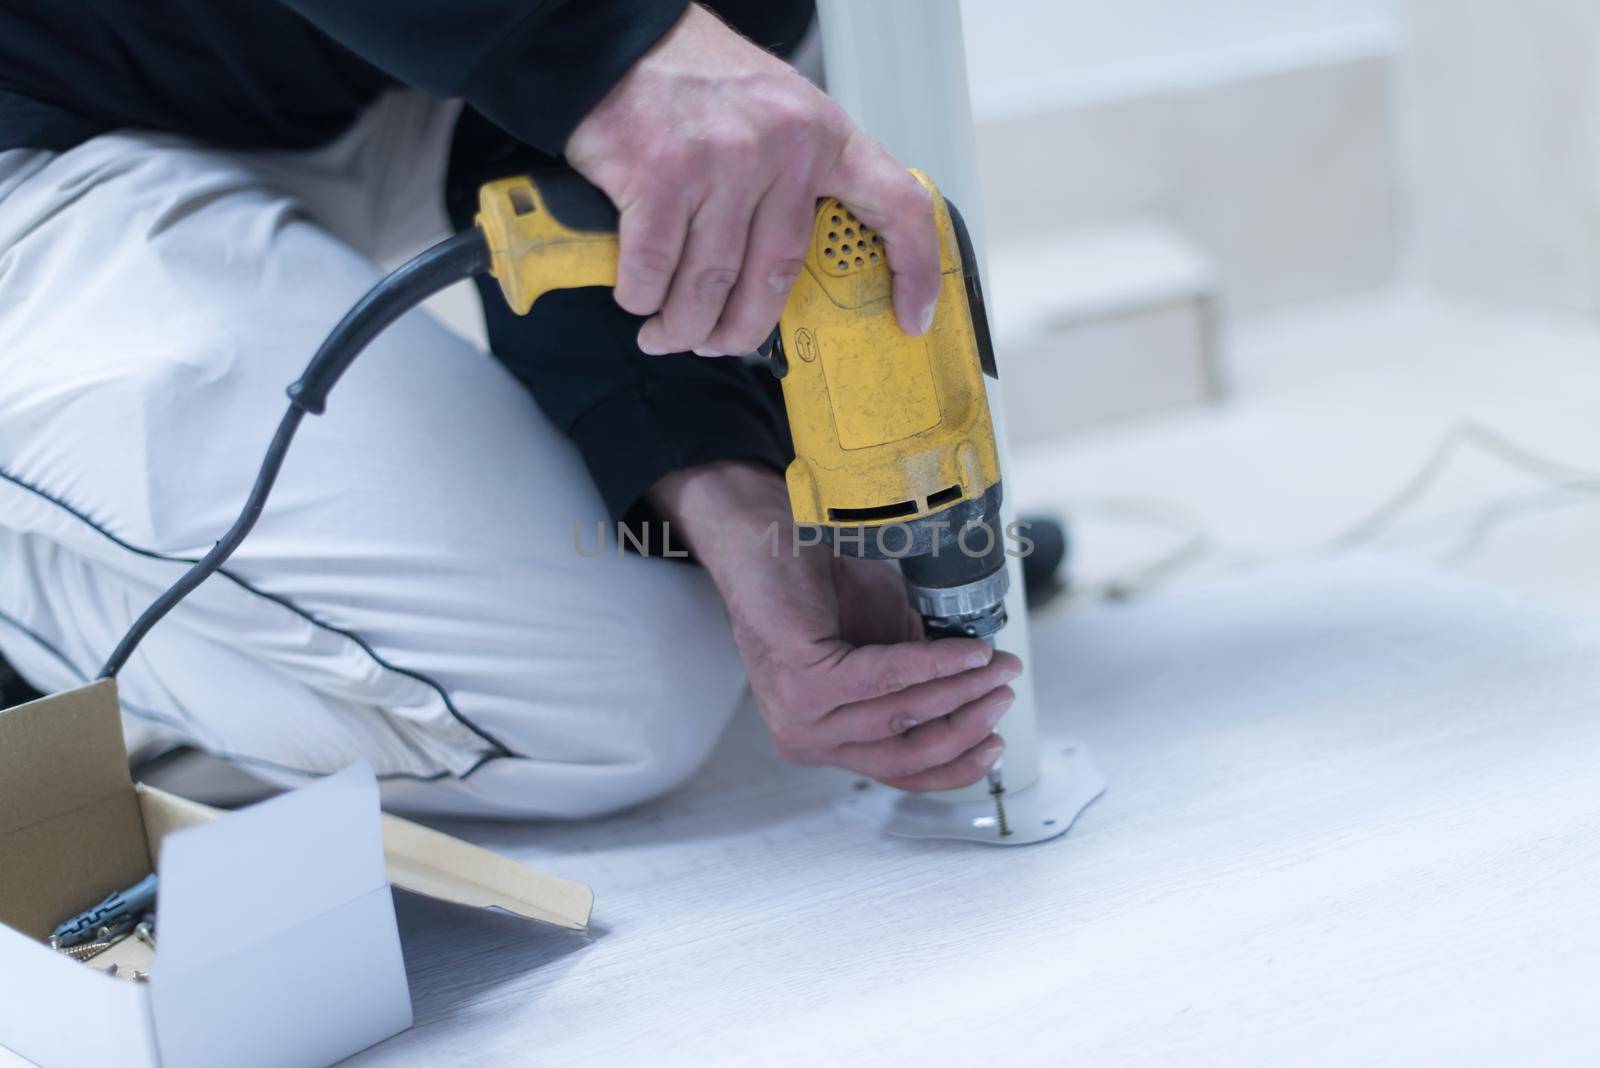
[765,109,808,143]
[874,666,911,697]
[895,181,935,226]
[768,98,823,140]
[694,265,741,298]
[709,127,761,160]
[624,246,676,281]
[814,95,850,130]
[749,77,820,123]
[640,142,689,177]
[768,256,806,289]
[885,709,919,736]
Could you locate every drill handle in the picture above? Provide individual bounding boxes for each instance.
[475,169,621,315]
[474,168,997,381]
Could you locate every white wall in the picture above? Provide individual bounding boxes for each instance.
[962,0,1399,116]
[1398,0,1600,313]
[964,1,1401,314]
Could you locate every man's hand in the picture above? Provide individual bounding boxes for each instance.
[565,3,940,358]
[651,462,1020,791]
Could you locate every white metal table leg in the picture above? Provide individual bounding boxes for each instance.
[817,0,1105,842]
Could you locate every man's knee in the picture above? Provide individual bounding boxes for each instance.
[576,622,746,816]
[432,588,748,820]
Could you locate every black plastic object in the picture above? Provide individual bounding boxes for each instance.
[761,326,787,379]
[944,199,998,380]
[528,166,621,233]
[1019,514,1071,610]
[100,230,493,679]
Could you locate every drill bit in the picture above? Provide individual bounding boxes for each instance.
[987,767,1011,838]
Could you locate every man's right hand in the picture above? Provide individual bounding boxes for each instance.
[650,462,1020,791]
[564,3,941,360]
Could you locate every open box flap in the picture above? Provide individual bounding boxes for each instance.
[146,763,413,1068]
[153,762,390,974]
[0,680,152,939]
[0,679,131,834]
[140,789,592,931]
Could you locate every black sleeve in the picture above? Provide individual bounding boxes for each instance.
[276,0,690,155]
[423,0,814,527]
[446,108,792,527]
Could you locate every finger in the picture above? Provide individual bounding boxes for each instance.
[815,636,995,709]
[812,651,1022,746]
[825,136,941,336]
[836,685,1014,782]
[637,186,759,356]
[701,178,813,355]
[614,190,691,320]
[882,734,1007,792]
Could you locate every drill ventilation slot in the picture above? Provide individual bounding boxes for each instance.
[827,499,919,522]
[820,207,882,275]
[825,484,966,523]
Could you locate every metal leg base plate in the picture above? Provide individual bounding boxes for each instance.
[851,738,1106,846]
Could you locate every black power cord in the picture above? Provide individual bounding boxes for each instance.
[99,229,491,679]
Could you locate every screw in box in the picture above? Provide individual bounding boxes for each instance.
[60,940,113,961]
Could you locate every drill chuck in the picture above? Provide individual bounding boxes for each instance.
[906,565,1009,640]
[898,492,1010,641]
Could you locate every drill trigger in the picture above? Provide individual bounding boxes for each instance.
[761,326,788,379]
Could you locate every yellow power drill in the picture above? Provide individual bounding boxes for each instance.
[472,169,1010,642]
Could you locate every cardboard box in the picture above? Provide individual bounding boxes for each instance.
[0,680,593,1067]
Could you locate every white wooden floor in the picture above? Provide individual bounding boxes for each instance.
[347,293,1600,1066]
